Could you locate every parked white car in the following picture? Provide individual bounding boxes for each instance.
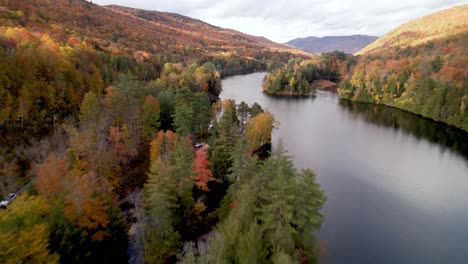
[0,193,17,208]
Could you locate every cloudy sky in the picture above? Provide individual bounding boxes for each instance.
[93,0,467,42]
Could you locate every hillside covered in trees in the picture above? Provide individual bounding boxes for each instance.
[356,5,468,56]
[106,5,292,52]
[0,0,327,263]
[339,5,468,131]
[0,0,312,142]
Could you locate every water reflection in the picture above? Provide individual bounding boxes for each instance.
[339,100,468,162]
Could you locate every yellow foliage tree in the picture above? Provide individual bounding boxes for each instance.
[245,111,276,152]
[0,194,59,264]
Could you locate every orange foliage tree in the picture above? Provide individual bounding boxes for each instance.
[150,130,179,163]
[35,155,67,201]
[36,155,111,240]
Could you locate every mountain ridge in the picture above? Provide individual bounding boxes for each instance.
[104,4,300,53]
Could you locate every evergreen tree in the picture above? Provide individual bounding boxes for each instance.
[237,101,250,132]
[173,88,195,136]
[191,92,212,137]
[142,95,161,138]
[144,159,182,263]
[431,55,443,73]
[249,102,264,118]
[157,90,176,130]
[210,100,238,177]
[79,91,102,130]
[170,139,195,210]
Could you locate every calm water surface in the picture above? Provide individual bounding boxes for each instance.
[220,72,468,264]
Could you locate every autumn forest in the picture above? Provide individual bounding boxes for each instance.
[0,0,467,264]
[0,0,324,263]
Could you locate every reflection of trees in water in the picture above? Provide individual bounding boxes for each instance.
[264,92,317,100]
[339,100,468,160]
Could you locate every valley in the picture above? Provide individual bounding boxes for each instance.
[0,1,467,264]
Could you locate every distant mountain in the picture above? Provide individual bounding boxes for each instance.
[356,5,468,55]
[286,35,378,54]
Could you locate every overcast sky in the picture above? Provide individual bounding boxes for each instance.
[92,0,467,42]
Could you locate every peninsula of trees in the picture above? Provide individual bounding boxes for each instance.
[263,51,355,95]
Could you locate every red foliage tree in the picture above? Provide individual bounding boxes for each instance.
[193,144,214,192]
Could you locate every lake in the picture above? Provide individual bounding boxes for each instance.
[220,72,468,264]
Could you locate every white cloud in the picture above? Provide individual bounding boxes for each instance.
[92,0,468,42]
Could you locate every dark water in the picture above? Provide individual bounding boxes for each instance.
[220,72,468,264]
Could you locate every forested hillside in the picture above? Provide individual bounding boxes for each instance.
[339,5,468,131]
[0,0,311,143]
[0,0,326,263]
[356,5,468,55]
[106,5,290,52]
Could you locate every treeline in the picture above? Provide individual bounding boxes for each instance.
[338,33,468,131]
[263,51,356,95]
